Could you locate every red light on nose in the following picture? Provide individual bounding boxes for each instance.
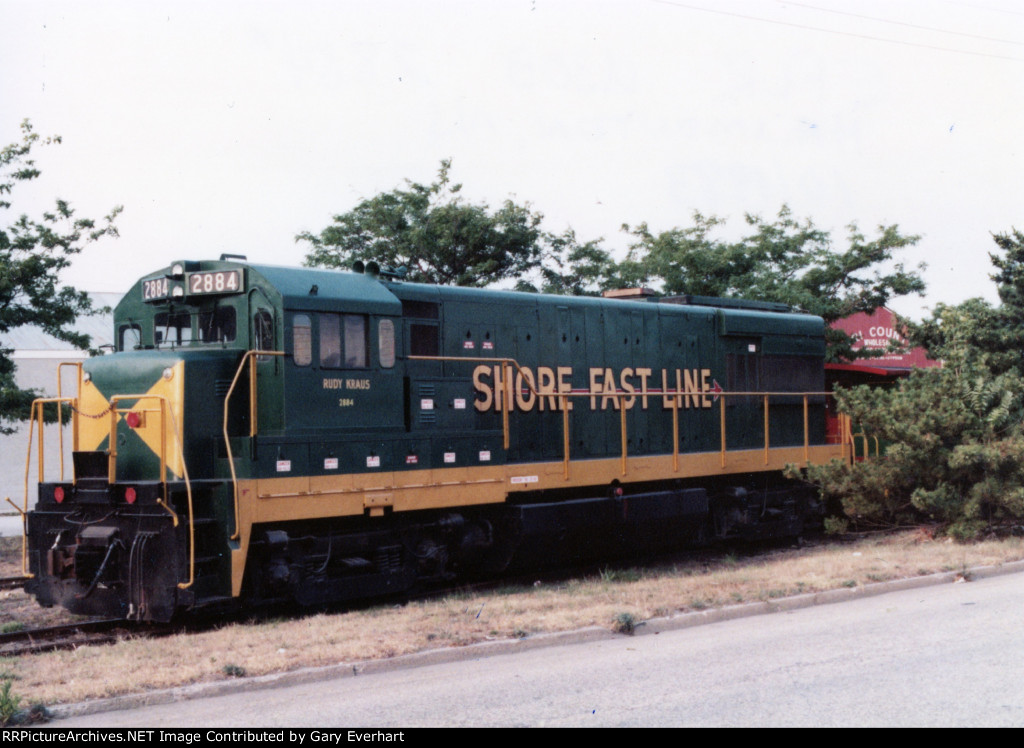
[54,486,65,503]
[125,411,141,429]
[125,487,137,505]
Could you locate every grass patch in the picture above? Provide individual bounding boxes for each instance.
[599,566,643,584]
[3,531,1023,707]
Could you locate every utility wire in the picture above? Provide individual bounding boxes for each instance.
[650,0,1024,62]
[784,0,1024,47]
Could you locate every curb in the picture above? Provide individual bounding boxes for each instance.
[45,558,1024,721]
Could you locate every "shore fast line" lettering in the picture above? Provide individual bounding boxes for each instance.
[472,364,714,413]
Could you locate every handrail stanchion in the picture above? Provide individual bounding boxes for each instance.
[803,395,810,463]
[562,394,571,480]
[671,397,679,472]
[620,397,628,476]
[763,394,770,465]
[720,395,727,468]
[223,351,285,541]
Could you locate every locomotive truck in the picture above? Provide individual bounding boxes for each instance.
[15,257,852,621]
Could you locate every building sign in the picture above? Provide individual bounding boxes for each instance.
[831,308,939,370]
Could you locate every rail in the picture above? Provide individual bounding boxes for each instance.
[222,352,859,538]
[15,396,76,577]
[222,350,285,541]
[409,355,851,481]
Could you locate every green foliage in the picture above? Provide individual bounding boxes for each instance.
[0,679,20,727]
[514,228,623,297]
[810,242,1024,536]
[299,167,922,354]
[620,206,925,362]
[612,611,637,635]
[0,119,121,434]
[822,516,849,536]
[222,663,246,678]
[299,160,546,287]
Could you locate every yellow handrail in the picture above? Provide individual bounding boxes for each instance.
[20,397,78,577]
[223,350,285,541]
[408,354,837,481]
[56,361,83,476]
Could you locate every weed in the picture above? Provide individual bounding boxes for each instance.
[690,598,709,610]
[841,580,857,588]
[956,561,973,582]
[222,664,246,678]
[513,628,529,639]
[12,702,49,725]
[823,516,849,536]
[1,680,21,727]
[721,553,738,567]
[767,589,786,599]
[612,612,638,635]
[599,566,641,584]
[0,622,24,634]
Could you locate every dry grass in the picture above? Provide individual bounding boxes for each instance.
[2,530,1024,707]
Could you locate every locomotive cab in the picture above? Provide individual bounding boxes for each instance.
[25,260,278,620]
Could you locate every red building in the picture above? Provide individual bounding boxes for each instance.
[825,307,939,448]
[830,307,940,372]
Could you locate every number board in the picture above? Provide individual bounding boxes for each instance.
[142,276,171,301]
[186,270,243,296]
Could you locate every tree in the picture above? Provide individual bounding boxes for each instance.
[620,206,926,362]
[513,227,624,297]
[809,302,1024,539]
[808,229,1024,539]
[0,119,122,434]
[298,160,546,287]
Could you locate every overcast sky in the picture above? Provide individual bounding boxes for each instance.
[3,0,1022,319]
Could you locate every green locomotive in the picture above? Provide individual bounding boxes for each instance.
[19,258,851,621]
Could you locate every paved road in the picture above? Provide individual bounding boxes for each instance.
[52,569,1024,727]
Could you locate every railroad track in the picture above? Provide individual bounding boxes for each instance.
[0,619,135,657]
[0,576,29,591]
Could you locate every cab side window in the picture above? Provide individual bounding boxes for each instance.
[320,313,367,369]
[254,310,274,352]
[119,323,142,351]
[293,314,312,366]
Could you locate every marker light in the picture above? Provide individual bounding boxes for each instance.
[125,411,141,429]
[54,486,65,504]
[124,487,137,505]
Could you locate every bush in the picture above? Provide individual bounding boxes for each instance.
[808,359,1024,537]
[0,680,20,727]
